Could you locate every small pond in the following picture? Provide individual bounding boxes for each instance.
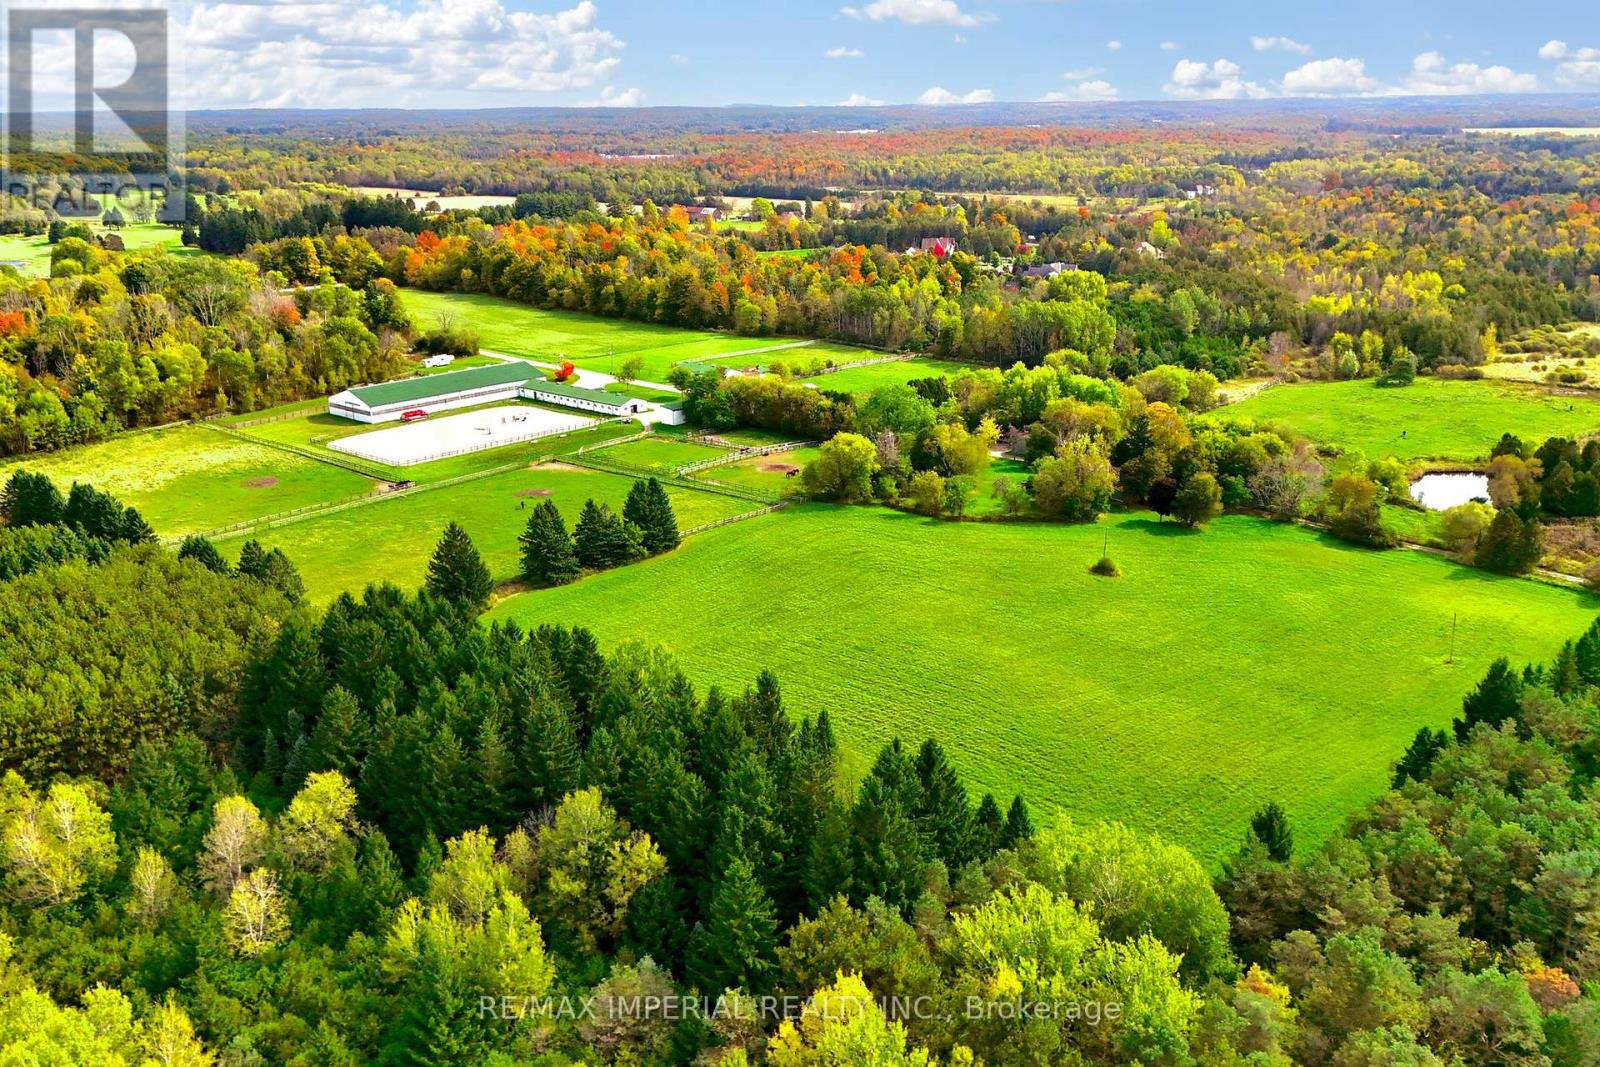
[1409,472,1490,511]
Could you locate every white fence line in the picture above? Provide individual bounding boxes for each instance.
[678,439,816,474]
[332,417,631,468]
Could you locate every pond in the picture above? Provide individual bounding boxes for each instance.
[1409,472,1490,511]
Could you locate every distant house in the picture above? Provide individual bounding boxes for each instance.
[1023,262,1078,279]
[678,205,719,222]
[919,236,958,258]
[1136,241,1168,260]
[1183,184,1218,200]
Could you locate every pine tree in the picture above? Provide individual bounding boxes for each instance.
[518,501,578,586]
[573,499,643,570]
[0,470,64,526]
[178,534,231,574]
[262,548,306,604]
[625,875,691,974]
[1551,641,1580,697]
[624,477,680,555]
[913,738,974,868]
[973,793,1004,857]
[237,539,271,580]
[425,522,493,611]
[1475,510,1543,576]
[519,702,582,810]
[1455,656,1524,740]
[999,795,1035,850]
[119,506,157,544]
[1575,619,1600,687]
[1247,801,1293,862]
[690,857,778,994]
[845,774,926,911]
[1392,727,1449,787]
[311,686,364,773]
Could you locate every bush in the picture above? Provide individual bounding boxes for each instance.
[1089,556,1121,578]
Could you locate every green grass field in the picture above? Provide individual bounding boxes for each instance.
[221,465,755,603]
[489,505,1597,865]
[0,424,374,537]
[0,224,193,277]
[694,446,821,492]
[1225,378,1600,464]
[398,290,786,382]
[588,437,733,473]
[804,357,972,395]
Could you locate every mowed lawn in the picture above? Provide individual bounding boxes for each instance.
[804,357,972,395]
[398,289,779,382]
[0,225,194,276]
[220,466,755,603]
[1225,378,1600,464]
[696,446,820,493]
[589,437,733,473]
[0,424,374,536]
[490,505,1598,866]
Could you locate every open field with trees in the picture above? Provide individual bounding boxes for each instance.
[398,289,778,381]
[220,464,753,601]
[493,504,1595,865]
[1225,378,1600,464]
[0,424,374,536]
[800,356,973,394]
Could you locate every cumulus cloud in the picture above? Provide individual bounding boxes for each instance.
[1164,58,1266,100]
[1404,51,1537,94]
[1538,40,1600,88]
[1282,57,1379,96]
[177,0,628,108]
[840,0,992,28]
[1061,66,1104,81]
[1159,40,1179,51]
[840,92,886,106]
[1040,79,1118,103]
[1106,39,1122,51]
[586,85,644,107]
[1252,35,1311,55]
[825,46,864,58]
[918,86,995,105]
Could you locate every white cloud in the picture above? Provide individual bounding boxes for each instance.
[840,0,992,28]
[1252,35,1311,55]
[1282,57,1379,96]
[1164,58,1266,100]
[840,92,886,106]
[1106,39,1122,51]
[1061,66,1104,81]
[178,0,627,108]
[1040,79,1118,103]
[1405,51,1537,94]
[825,46,864,58]
[1538,41,1600,88]
[669,53,687,65]
[1160,40,1180,51]
[588,85,644,107]
[918,86,995,105]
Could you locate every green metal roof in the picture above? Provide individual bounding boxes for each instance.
[523,380,632,408]
[346,362,542,409]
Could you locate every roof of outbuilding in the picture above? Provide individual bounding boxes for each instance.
[344,362,542,409]
[523,379,631,408]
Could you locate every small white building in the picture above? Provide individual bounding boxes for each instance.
[421,353,455,369]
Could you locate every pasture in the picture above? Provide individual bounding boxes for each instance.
[587,437,733,473]
[222,465,755,603]
[398,289,782,382]
[489,504,1597,866]
[0,424,373,537]
[802,357,972,394]
[694,446,821,493]
[0,224,193,276]
[1224,378,1600,464]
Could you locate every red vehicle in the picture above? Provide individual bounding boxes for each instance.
[401,409,428,423]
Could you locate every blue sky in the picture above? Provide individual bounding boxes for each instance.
[137,0,1600,108]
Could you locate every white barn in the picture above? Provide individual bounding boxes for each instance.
[328,363,542,424]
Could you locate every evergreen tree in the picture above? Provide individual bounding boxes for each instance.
[262,548,306,604]
[119,506,157,544]
[999,795,1035,850]
[518,703,582,809]
[625,875,691,973]
[1550,641,1580,697]
[518,501,578,586]
[1475,510,1543,576]
[845,774,926,911]
[1247,801,1293,862]
[425,522,493,611]
[573,500,643,570]
[311,685,364,773]
[237,539,271,580]
[1392,727,1449,787]
[973,793,1004,857]
[0,470,64,526]
[913,738,974,868]
[689,857,778,994]
[1574,619,1600,688]
[624,477,680,554]
[1455,657,1524,740]
[177,535,231,574]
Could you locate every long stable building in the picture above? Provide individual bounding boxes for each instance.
[328,362,684,424]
